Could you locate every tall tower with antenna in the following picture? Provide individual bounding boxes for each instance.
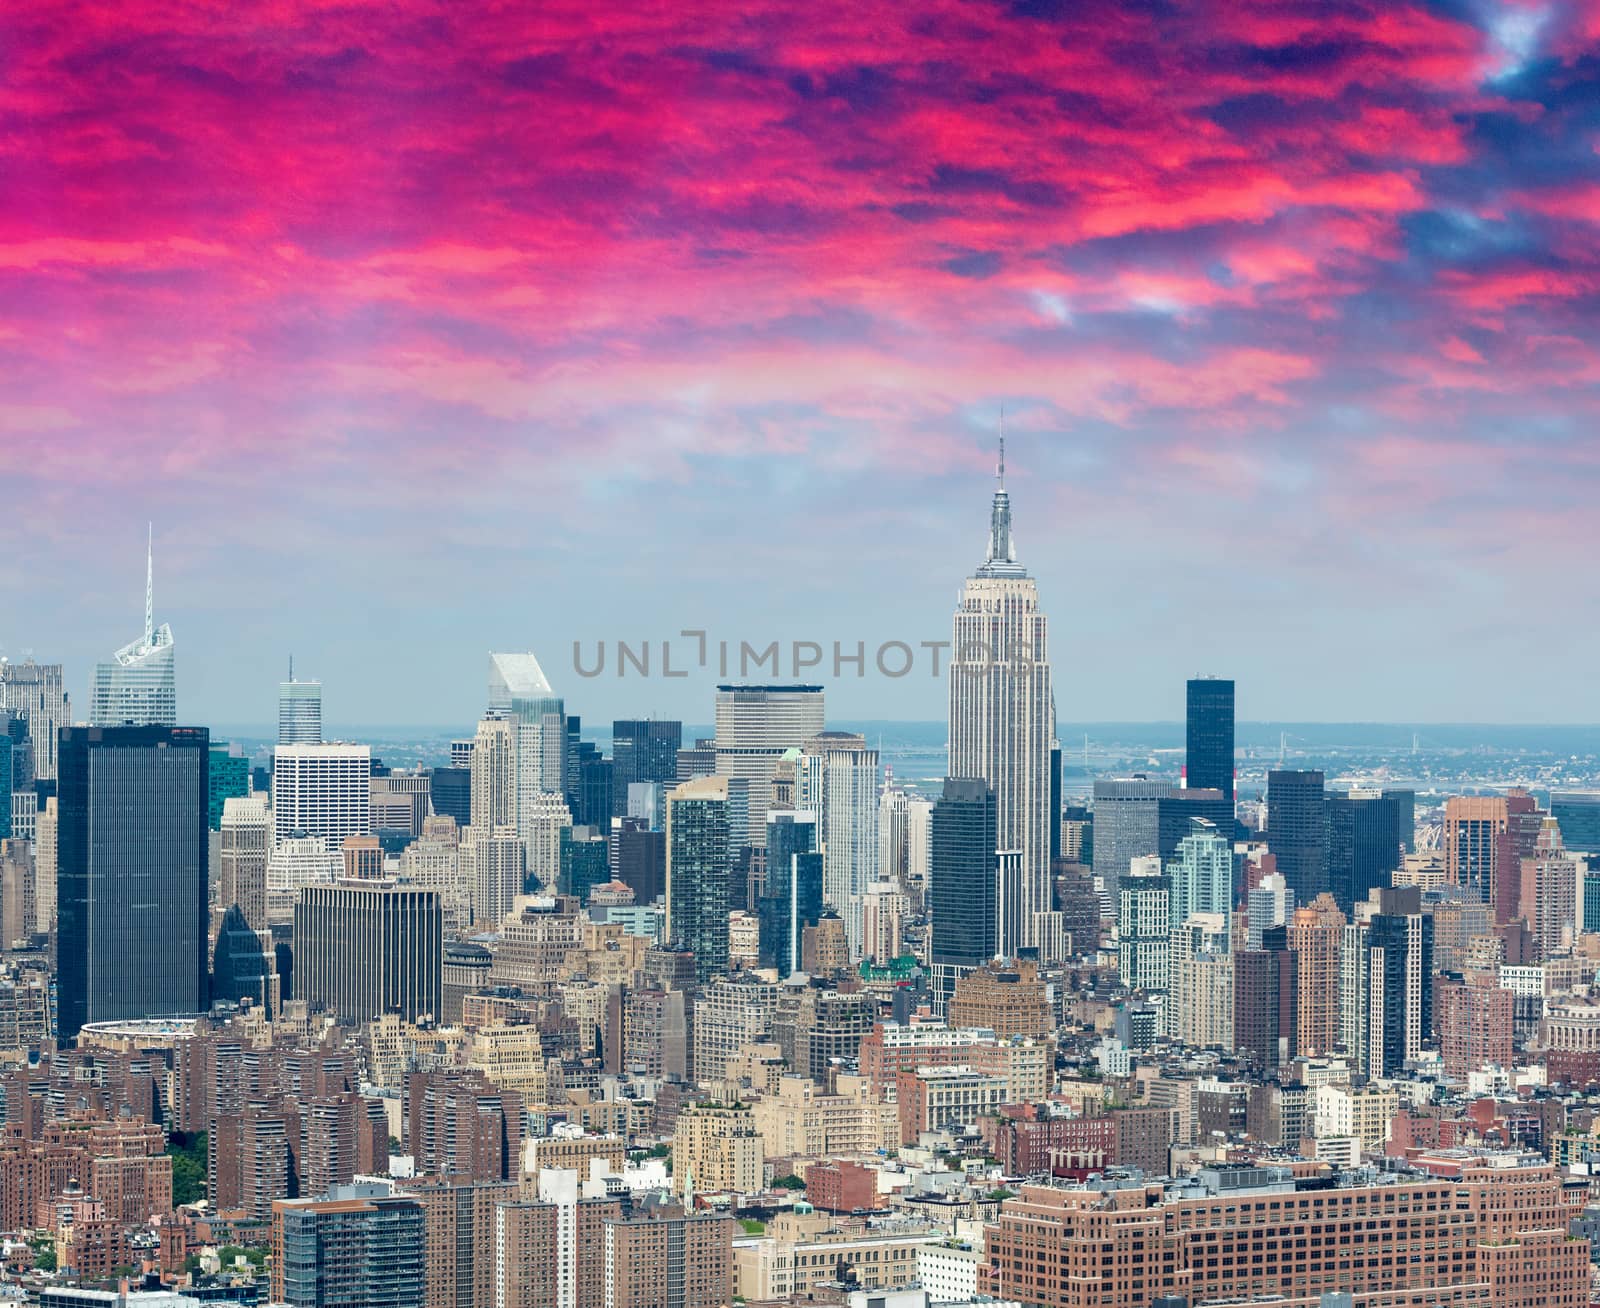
[946,430,1056,959]
[89,525,177,726]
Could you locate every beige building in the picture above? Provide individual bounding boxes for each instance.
[751,1074,899,1160]
[673,1101,764,1199]
[1313,1083,1397,1151]
[734,1208,939,1301]
[468,1022,548,1105]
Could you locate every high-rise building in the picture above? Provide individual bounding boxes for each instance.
[278,676,323,745]
[760,810,821,977]
[487,651,566,851]
[1246,872,1295,950]
[272,743,372,845]
[1166,818,1234,931]
[212,902,280,1015]
[1091,778,1171,896]
[1266,769,1327,902]
[1185,677,1234,801]
[1234,929,1296,1071]
[804,731,879,957]
[271,1184,425,1308]
[469,715,516,832]
[89,532,177,727]
[0,658,67,781]
[948,444,1055,953]
[1552,791,1600,854]
[218,795,270,930]
[713,685,825,849]
[1116,865,1169,992]
[602,1206,735,1308]
[57,725,210,1039]
[612,719,683,811]
[294,880,442,1023]
[665,776,731,983]
[520,790,572,890]
[1443,794,1510,910]
[429,765,471,827]
[1157,789,1233,863]
[1325,788,1407,911]
[1520,818,1579,957]
[1342,885,1432,1079]
[208,741,249,831]
[929,778,997,1014]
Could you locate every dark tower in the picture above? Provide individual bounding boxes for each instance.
[1267,769,1328,903]
[57,725,210,1040]
[1185,677,1235,802]
[930,778,998,1013]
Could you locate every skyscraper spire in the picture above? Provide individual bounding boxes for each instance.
[980,428,1019,575]
[145,523,154,648]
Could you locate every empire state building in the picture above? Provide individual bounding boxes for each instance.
[947,442,1056,957]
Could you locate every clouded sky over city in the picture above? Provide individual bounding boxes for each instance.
[2,0,1598,726]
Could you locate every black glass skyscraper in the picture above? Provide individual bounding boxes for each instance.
[930,778,998,986]
[1267,769,1328,902]
[612,719,684,810]
[1185,678,1235,802]
[760,810,821,976]
[429,765,471,826]
[1326,790,1407,911]
[58,725,210,1040]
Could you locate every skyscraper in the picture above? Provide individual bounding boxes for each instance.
[295,880,442,1024]
[271,743,372,845]
[1326,788,1406,911]
[929,778,998,1014]
[487,651,566,851]
[278,674,323,744]
[218,795,270,930]
[804,731,879,958]
[760,809,821,977]
[1267,769,1328,902]
[89,529,176,727]
[0,658,67,781]
[1184,677,1234,801]
[948,443,1055,954]
[57,724,210,1039]
[612,719,683,811]
[469,714,516,832]
[713,684,825,849]
[1091,777,1171,896]
[272,1185,426,1308]
[665,776,731,983]
[1166,818,1234,932]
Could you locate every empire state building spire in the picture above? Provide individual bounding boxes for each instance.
[977,434,1024,578]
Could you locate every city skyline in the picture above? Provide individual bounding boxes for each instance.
[4,2,1599,725]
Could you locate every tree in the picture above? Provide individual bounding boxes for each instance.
[34,1246,57,1272]
[167,1131,208,1207]
[772,1174,806,1190]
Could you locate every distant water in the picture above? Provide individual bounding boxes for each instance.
[209,719,1600,797]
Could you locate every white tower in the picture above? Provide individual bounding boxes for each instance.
[947,438,1056,956]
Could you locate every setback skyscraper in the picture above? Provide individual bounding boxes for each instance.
[1184,677,1234,801]
[57,724,210,1039]
[947,442,1055,954]
[0,658,68,781]
[89,529,176,727]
